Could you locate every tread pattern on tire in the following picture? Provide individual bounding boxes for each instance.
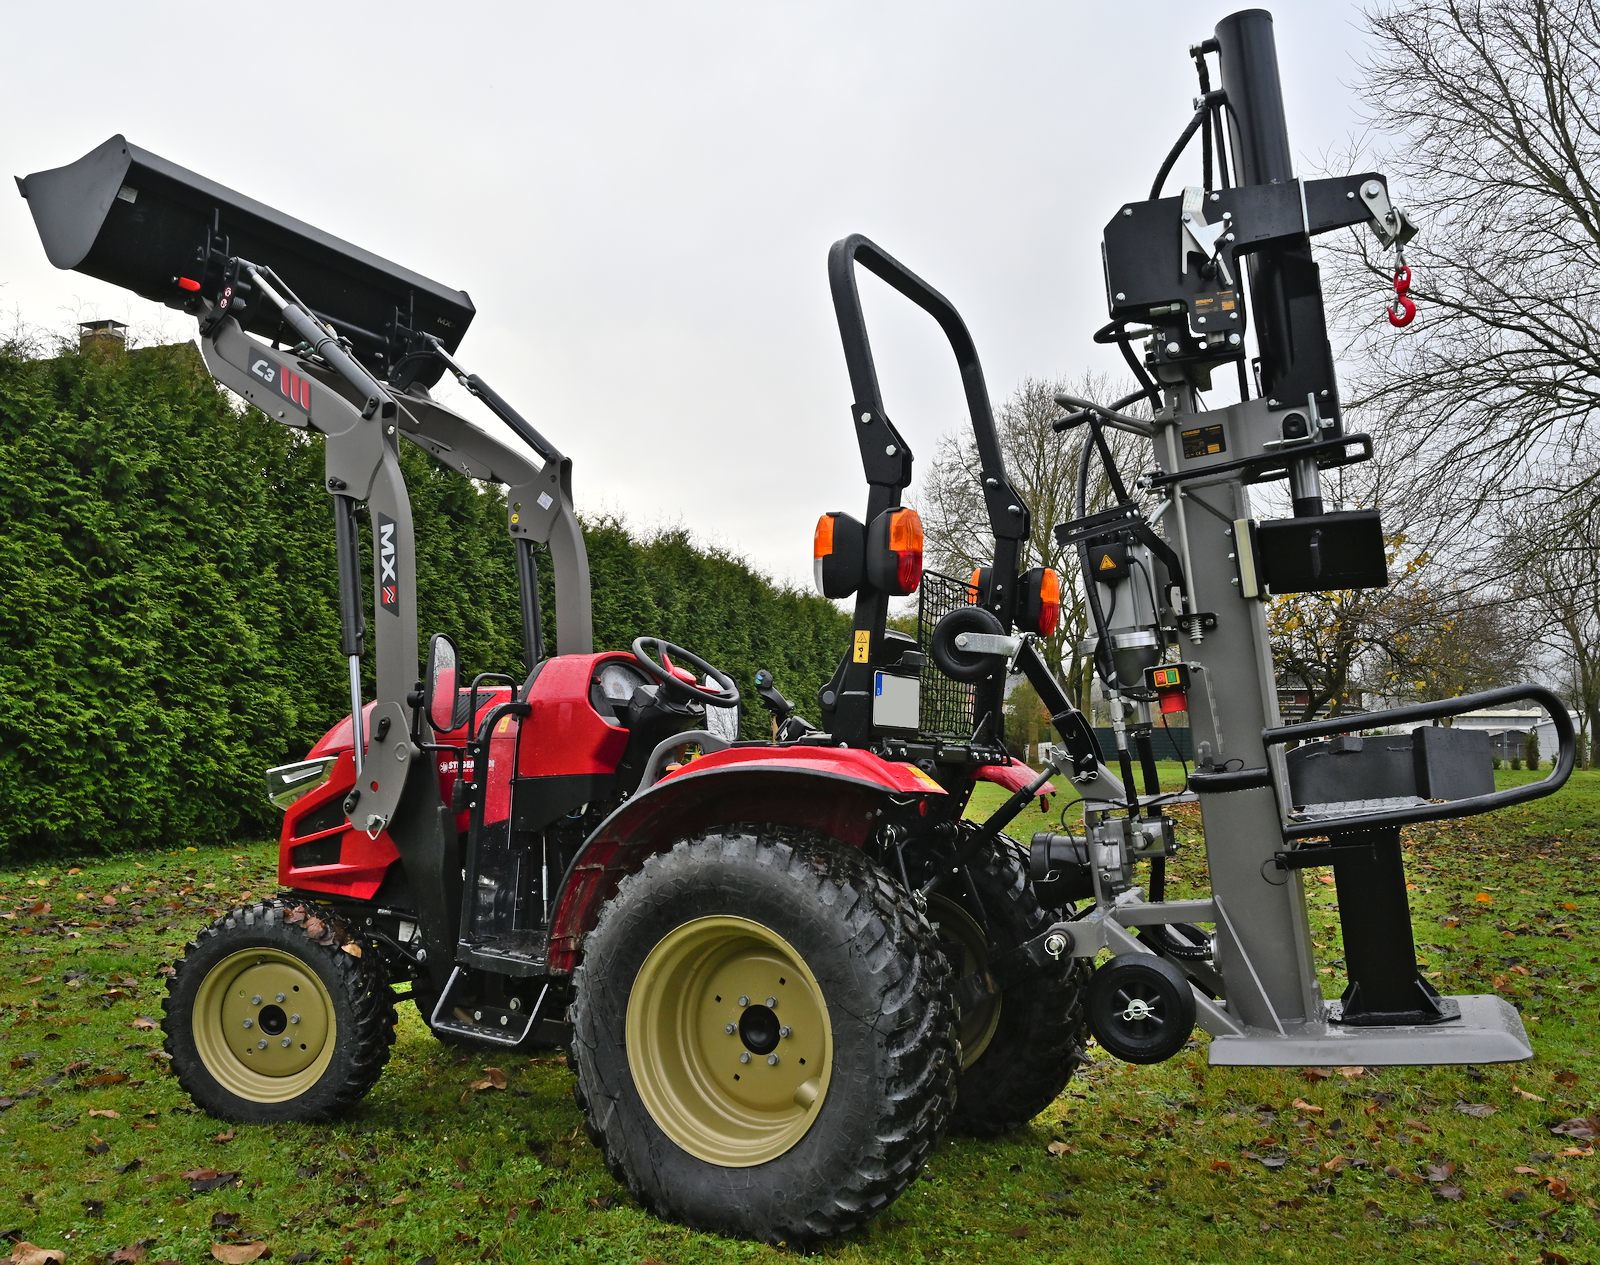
[162,897,397,1122]
[570,824,958,1245]
[944,837,1092,1137]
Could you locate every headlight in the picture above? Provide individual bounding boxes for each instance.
[265,757,337,810]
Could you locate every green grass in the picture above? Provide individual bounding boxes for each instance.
[2,769,1597,1264]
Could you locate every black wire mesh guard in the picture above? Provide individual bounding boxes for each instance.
[915,570,979,739]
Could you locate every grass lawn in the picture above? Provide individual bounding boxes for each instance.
[2,768,1597,1264]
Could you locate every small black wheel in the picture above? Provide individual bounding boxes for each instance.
[929,606,1006,683]
[163,899,396,1121]
[1086,952,1197,1065]
[570,824,957,1244]
[921,838,1091,1136]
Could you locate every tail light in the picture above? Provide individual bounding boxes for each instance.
[1018,567,1062,636]
[867,507,924,595]
[813,512,865,598]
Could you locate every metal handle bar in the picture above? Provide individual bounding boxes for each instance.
[1263,684,1574,839]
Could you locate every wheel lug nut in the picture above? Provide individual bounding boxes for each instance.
[275,993,286,1003]
[779,1026,792,1039]
[242,1018,254,1029]
[765,996,777,1008]
[737,995,749,1007]
[289,1014,300,1024]
[767,1054,780,1066]
[250,995,262,1006]
[739,1052,751,1064]
[724,1023,736,1035]
[257,1039,268,1050]
[280,1038,292,1048]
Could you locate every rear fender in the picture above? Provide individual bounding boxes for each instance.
[545,746,945,972]
[974,757,1056,800]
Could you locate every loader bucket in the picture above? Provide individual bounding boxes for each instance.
[16,135,473,387]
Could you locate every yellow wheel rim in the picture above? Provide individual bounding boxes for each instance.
[625,915,833,1166]
[927,896,1002,1069]
[191,947,336,1103]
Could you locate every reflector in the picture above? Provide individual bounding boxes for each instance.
[16,135,474,387]
[1017,567,1062,636]
[813,512,865,598]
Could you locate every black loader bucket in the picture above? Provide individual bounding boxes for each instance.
[16,135,473,387]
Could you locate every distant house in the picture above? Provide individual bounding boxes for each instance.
[1447,705,1573,762]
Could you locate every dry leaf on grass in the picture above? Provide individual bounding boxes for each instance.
[8,1245,66,1265]
[210,1244,267,1264]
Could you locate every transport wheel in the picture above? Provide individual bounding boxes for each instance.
[1086,952,1197,1065]
[163,900,396,1121]
[570,825,957,1244]
[923,837,1091,1136]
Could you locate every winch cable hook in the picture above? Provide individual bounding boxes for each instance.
[1387,249,1416,328]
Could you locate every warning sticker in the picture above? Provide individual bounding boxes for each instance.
[853,630,871,663]
[1181,424,1227,459]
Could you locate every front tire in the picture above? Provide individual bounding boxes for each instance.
[163,900,396,1122]
[570,825,957,1244]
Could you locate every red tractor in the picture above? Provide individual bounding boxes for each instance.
[20,143,1088,1241]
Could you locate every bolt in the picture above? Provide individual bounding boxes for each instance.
[1228,333,1242,346]
[1231,577,1241,586]
[250,995,262,1006]
[275,993,286,1003]
[739,1052,752,1064]
[1222,210,1232,220]
[280,1037,292,1048]
[765,996,778,1009]
[1346,190,1356,200]
[1197,317,1207,325]
[738,995,749,1008]
[767,1054,780,1066]
[1182,213,1192,223]
[289,1014,300,1024]
[473,1010,483,1022]
[885,444,897,456]
[861,411,873,424]
[1122,207,1133,216]
[257,1039,268,1050]
[1364,181,1382,198]
[1044,932,1068,957]
[1229,311,1238,320]
[780,1026,793,1039]
[1115,291,1126,301]
[1166,342,1181,354]
[725,1022,737,1035]
[242,1018,254,1030]
[1210,191,1221,202]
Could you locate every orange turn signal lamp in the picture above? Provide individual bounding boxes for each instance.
[967,565,1061,637]
[814,507,924,598]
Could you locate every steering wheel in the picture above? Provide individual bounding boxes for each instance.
[631,637,741,708]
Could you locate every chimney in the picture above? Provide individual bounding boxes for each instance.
[78,319,129,356]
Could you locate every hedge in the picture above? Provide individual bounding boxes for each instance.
[0,342,848,857]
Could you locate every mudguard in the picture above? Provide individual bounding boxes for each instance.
[544,745,946,971]
[974,757,1056,799]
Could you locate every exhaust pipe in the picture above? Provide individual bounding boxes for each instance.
[16,135,474,388]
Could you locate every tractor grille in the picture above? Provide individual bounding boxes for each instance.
[916,569,978,739]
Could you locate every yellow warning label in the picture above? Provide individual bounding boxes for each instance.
[853,630,871,663]
[1097,553,1117,572]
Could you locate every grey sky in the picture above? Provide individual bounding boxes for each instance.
[1,1,1377,591]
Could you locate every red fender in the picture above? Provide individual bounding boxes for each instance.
[973,757,1056,800]
[545,746,945,972]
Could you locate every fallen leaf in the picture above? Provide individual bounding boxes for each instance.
[1454,1102,1497,1119]
[341,943,362,958]
[1423,1161,1455,1183]
[1436,1182,1464,1201]
[1474,892,1493,904]
[210,1212,241,1230]
[1513,1085,1546,1102]
[210,1244,267,1264]
[1551,1117,1598,1141]
[302,916,325,939]
[212,1129,236,1144]
[1292,1098,1324,1115]
[1210,1159,1233,1173]
[1302,1068,1331,1082]
[469,1067,508,1092]
[84,1071,129,1087]
[89,1108,121,1119]
[1337,1066,1366,1079]
[1045,1140,1070,1156]
[7,1246,66,1265]
[132,1017,158,1031]
[109,1245,149,1263]
[182,1168,242,1192]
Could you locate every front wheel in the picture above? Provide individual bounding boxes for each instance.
[570,825,957,1244]
[163,900,396,1122]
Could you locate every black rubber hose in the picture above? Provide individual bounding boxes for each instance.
[1149,106,1209,201]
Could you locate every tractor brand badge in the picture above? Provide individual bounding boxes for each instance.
[249,355,275,384]
[378,513,399,615]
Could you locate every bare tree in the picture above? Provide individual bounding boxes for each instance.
[918,373,1143,711]
[1329,0,1600,516]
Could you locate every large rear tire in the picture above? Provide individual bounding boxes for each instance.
[163,900,396,1122]
[925,838,1090,1136]
[570,825,957,1244]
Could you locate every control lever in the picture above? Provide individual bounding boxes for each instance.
[752,669,796,721]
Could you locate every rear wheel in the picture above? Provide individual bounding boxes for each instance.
[163,900,396,1122]
[570,825,957,1244]
[924,838,1091,1136]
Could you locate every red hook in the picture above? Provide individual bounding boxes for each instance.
[1387,263,1416,328]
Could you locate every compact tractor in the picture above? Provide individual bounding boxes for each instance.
[16,6,1575,1245]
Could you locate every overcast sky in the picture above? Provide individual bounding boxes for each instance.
[1,1,1380,591]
